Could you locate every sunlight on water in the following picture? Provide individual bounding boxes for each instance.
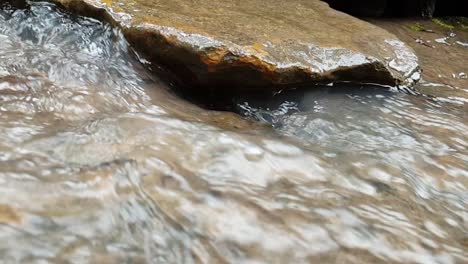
[0,2,466,263]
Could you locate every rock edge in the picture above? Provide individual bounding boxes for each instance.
[49,0,420,93]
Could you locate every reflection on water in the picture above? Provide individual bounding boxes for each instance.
[0,2,467,263]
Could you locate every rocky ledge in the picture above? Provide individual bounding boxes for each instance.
[48,0,420,92]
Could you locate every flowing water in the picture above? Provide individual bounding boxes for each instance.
[0,2,467,263]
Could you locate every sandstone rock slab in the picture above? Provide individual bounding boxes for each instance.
[51,0,420,92]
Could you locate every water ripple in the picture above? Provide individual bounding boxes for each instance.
[0,2,466,263]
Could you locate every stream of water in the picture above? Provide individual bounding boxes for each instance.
[0,2,466,263]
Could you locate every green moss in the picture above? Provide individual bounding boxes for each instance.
[409,23,425,32]
[432,17,468,31]
[432,18,455,30]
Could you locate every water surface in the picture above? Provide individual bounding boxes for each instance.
[0,2,467,263]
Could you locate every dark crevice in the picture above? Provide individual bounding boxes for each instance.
[434,0,468,17]
[1,0,29,9]
[322,0,467,18]
[177,82,397,114]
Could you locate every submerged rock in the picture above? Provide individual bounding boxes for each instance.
[51,0,419,92]
[0,204,22,225]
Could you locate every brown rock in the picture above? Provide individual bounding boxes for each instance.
[51,0,420,92]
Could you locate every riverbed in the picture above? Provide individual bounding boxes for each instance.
[0,2,466,263]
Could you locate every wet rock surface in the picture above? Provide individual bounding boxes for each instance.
[49,0,420,92]
[368,18,468,99]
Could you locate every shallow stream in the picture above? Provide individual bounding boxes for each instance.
[0,2,466,263]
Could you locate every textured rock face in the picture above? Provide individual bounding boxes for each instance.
[50,0,420,92]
